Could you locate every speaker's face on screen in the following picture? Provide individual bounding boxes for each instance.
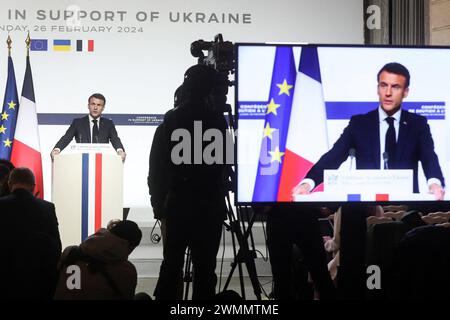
[377,71,409,116]
[88,97,105,119]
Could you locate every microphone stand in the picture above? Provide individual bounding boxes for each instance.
[383,152,389,170]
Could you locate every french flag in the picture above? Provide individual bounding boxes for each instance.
[11,55,44,199]
[277,47,329,201]
[82,153,104,240]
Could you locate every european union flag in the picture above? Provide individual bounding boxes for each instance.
[252,47,297,202]
[0,56,19,160]
[30,39,48,51]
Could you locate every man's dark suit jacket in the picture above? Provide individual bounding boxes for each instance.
[54,115,124,151]
[0,189,62,299]
[305,109,445,193]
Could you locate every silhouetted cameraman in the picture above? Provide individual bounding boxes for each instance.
[151,64,229,300]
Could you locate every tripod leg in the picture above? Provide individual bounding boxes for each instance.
[238,206,262,300]
[222,219,246,299]
[183,248,192,300]
[223,201,262,300]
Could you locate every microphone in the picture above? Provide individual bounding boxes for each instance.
[348,148,355,170]
[383,152,389,169]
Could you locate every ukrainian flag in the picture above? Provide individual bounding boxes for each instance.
[53,39,71,52]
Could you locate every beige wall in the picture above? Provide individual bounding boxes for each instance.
[429,0,450,44]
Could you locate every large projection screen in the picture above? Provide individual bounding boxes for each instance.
[236,44,450,205]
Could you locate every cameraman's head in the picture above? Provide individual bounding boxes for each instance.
[182,64,217,101]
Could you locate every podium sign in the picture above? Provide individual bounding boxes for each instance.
[52,144,123,247]
[66,143,115,154]
[324,169,413,194]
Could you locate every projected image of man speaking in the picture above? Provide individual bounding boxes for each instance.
[292,62,445,200]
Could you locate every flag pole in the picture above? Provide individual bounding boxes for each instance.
[7,35,12,57]
[25,32,30,57]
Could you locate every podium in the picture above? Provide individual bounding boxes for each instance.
[52,144,123,247]
[295,169,435,202]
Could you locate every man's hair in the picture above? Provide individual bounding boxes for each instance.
[88,93,106,105]
[109,220,142,249]
[8,167,35,187]
[0,159,15,171]
[377,62,410,88]
[0,164,10,181]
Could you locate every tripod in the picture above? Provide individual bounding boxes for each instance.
[221,196,262,300]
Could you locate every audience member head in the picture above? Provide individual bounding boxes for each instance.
[8,167,36,193]
[401,210,427,228]
[107,220,142,253]
[0,159,15,171]
[0,164,11,196]
[134,292,152,300]
[107,219,121,230]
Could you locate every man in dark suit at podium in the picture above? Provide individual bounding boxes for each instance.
[292,62,445,200]
[50,93,126,161]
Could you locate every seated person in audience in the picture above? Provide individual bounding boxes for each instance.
[267,205,336,300]
[324,205,384,281]
[54,220,142,300]
[0,159,14,196]
[0,164,11,196]
[0,158,15,171]
[391,224,450,299]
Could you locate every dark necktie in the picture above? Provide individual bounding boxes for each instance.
[385,117,396,169]
[92,119,99,143]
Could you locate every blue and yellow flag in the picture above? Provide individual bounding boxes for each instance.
[0,56,20,160]
[53,39,71,51]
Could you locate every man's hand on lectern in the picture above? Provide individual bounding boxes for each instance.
[429,183,445,201]
[117,149,126,162]
[291,182,311,200]
[50,148,60,161]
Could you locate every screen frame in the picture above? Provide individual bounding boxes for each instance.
[234,42,450,208]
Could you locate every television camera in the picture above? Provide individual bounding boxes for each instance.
[190,34,235,129]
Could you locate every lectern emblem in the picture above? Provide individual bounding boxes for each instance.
[327,174,338,185]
